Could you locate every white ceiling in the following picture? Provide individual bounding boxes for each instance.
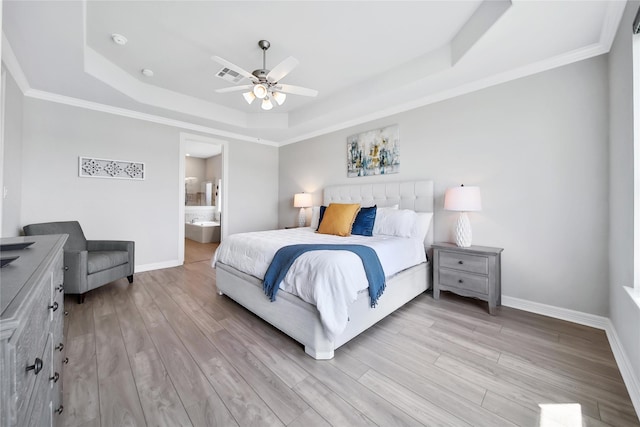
[185,140,222,159]
[2,1,626,146]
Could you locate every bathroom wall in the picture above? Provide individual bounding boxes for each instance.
[184,206,215,223]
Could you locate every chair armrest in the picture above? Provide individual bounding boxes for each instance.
[87,240,133,252]
[87,240,135,275]
[63,250,88,295]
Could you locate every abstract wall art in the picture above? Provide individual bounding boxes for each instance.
[79,156,145,180]
[347,124,399,177]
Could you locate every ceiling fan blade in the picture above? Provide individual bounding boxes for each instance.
[211,56,257,82]
[215,85,254,94]
[266,56,299,83]
[274,84,318,97]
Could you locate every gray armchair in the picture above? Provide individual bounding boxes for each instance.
[23,221,134,303]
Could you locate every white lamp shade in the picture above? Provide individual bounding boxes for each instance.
[261,97,273,110]
[444,185,482,212]
[293,193,312,208]
[253,84,268,99]
[272,91,287,105]
[242,91,256,104]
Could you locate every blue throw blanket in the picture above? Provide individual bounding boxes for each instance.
[263,244,386,307]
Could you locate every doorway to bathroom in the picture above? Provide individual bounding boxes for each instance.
[179,133,228,265]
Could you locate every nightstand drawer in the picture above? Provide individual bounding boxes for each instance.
[439,251,488,275]
[439,269,488,294]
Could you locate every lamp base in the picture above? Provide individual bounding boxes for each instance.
[298,208,306,228]
[454,212,472,247]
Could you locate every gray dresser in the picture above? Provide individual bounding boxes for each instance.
[1,235,68,427]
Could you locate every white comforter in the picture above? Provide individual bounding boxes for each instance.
[212,227,426,340]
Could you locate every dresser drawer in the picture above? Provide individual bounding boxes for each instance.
[439,268,489,294]
[25,334,53,427]
[13,273,53,426]
[52,250,64,291]
[439,251,488,275]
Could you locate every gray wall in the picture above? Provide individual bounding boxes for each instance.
[609,0,640,397]
[21,98,181,266]
[279,56,610,316]
[17,97,279,268]
[227,140,278,235]
[1,68,24,237]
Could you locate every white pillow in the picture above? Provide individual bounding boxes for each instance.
[373,209,417,237]
[411,212,433,242]
[309,206,321,229]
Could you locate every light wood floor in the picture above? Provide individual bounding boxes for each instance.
[184,238,219,265]
[60,261,640,427]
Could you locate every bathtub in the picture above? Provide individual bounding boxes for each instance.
[185,221,220,243]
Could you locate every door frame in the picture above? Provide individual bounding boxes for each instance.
[178,132,229,264]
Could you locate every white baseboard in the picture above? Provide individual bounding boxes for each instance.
[502,296,640,419]
[135,259,182,273]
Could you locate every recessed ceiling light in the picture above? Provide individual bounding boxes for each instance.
[141,68,154,77]
[186,153,191,156]
[111,33,128,45]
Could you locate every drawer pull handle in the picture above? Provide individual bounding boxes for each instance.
[55,343,64,352]
[55,405,64,415]
[48,301,59,312]
[56,285,64,293]
[64,310,69,316]
[63,357,69,365]
[26,358,43,375]
[458,261,464,264]
[458,279,464,283]
[64,266,69,271]
[50,372,60,383]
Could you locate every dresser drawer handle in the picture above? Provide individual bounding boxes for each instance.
[55,343,64,352]
[64,310,69,316]
[50,372,60,383]
[63,357,69,365]
[56,285,64,293]
[458,279,464,283]
[48,301,59,312]
[64,266,69,271]
[55,405,64,415]
[458,260,464,264]
[26,358,43,375]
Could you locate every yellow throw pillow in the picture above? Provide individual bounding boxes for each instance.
[317,203,361,237]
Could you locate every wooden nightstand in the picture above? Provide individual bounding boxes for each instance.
[432,243,503,314]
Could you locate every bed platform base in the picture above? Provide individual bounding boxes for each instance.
[216,261,431,359]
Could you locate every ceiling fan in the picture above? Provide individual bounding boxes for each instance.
[213,40,318,110]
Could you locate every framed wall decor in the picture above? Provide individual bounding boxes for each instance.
[79,156,145,180]
[347,124,399,177]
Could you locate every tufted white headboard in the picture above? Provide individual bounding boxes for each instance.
[323,180,434,248]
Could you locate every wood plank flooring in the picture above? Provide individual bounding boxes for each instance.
[61,253,639,426]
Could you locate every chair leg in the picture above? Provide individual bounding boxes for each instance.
[127,275,133,284]
[78,294,85,304]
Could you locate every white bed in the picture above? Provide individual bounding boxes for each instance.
[214,180,434,359]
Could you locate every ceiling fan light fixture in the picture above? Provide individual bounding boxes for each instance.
[253,84,268,99]
[242,91,256,104]
[261,97,273,111]
[272,91,286,105]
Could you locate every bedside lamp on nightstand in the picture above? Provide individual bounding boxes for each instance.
[444,184,482,247]
[293,193,312,227]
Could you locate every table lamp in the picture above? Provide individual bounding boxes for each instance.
[444,185,482,247]
[293,193,312,227]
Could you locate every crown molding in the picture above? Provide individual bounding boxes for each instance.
[1,33,29,94]
[24,89,278,146]
[3,0,627,148]
[279,39,611,146]
[0,33,278,146]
